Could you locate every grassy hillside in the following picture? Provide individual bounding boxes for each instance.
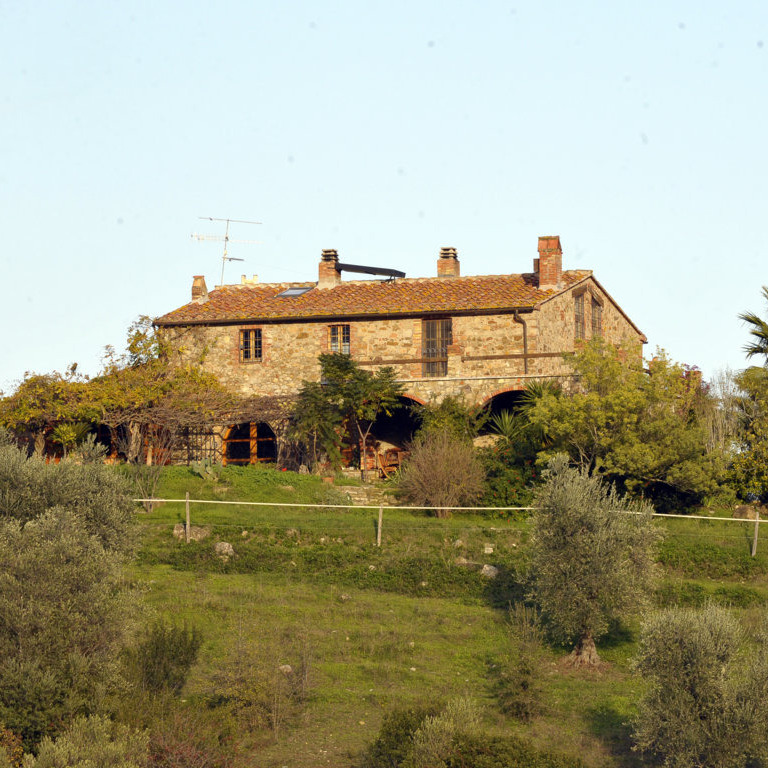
[128,466,768,767]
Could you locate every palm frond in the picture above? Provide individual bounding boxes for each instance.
[739,291,768,362]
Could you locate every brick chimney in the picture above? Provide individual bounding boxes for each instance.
[318,249,341,289]
[437,247,460,278]
[191,275,208,303]
[535,236,562,290]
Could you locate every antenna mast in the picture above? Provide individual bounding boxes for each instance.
[192,216,262,285]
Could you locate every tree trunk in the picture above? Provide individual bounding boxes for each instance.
[33,430,45,458]
[567,632,601,668]
[127,422,142,463]
[359,425,372,483]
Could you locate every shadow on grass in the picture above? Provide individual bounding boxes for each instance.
[482,564,528,609]
[586,702,644,768]
[599,619,635,649]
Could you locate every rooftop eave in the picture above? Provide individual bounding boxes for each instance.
[153,303,540,328]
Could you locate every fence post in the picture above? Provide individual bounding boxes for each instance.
[377,506,383,547]
[185,491,191,544]
[752,508,760,557]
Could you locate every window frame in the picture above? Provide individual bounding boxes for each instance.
[239,328,263,363]
[574,292,586,341]
[422,317,452,377]
[591,295,603,338]
[329,324,351,355]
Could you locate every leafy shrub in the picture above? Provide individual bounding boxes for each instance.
[633,604,768,767]
[206,624,312,740]
[488,605,544,721]
[359,701,583,768]
[73,433,108,464]
[127,621,202,695]
[0,429,14,449]
[0,725,22,768]
[403,698,480,768]
[0,511,131,749]
[478,442,536,512]
[0,441,135,554]
[489,648,542,722]
[190,459,223,483]
[357,704,441,768]
[416,395,487,442]
[26,716,148,768]
[0,661,68,753]
[446,733,586,768]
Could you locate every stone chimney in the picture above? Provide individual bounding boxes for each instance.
[437,247,460,278]
[191,275,208,303]
[535,236,562,290]
[318,249,341,289]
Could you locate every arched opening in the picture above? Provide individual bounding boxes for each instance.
[365,395,424,476]
[369,395,424,449]
[479,389,527,434]
[223,422,277,465]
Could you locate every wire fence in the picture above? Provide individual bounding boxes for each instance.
[133,495,766,555]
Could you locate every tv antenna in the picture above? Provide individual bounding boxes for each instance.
[192,216,261,285]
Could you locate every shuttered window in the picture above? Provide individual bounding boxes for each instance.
[574,294,585,340]
[422,318,452,377]
[592,298,603,338]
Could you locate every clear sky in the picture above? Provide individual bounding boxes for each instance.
[1,0,766,393]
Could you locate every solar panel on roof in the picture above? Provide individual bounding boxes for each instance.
[276,286,313,297]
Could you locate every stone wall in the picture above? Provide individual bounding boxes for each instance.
[537,278,644,364]
[161,276,644,407]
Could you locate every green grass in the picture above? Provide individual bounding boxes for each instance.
[655,515,768,579]
[125,467,768,767]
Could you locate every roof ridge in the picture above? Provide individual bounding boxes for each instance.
[156,269,594,326]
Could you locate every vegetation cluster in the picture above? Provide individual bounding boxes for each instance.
[3,289,768,765]
[4,442,768,766]
[5,295,768,514]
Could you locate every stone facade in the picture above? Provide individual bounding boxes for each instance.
[156,235,645,462]
[162,283,642,407]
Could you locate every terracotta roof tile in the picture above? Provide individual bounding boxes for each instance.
[155,271,591,326]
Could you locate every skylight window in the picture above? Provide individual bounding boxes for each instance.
[276,286,313,298]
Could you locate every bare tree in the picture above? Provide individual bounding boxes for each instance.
[397,429,485,517]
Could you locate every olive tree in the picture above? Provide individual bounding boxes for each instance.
[0,511,133,749]
[0,439,135,750]
[25,716,148,768]
[633,604,768,768]
[0,437,135,554]
[530,455,661,666]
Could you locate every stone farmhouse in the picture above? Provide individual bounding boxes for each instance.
[155,235,645,466]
